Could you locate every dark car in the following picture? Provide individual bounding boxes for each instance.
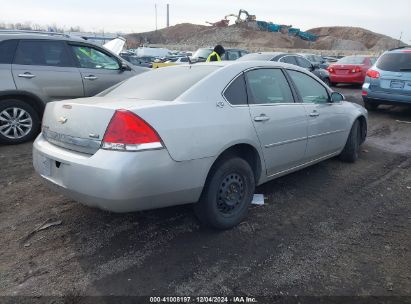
[298,53,329,69]
[191,48,249,62]
[238,52,331,86]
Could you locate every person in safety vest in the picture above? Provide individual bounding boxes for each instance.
[206,45,225,62]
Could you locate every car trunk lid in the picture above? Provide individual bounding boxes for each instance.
[42,97,167,154]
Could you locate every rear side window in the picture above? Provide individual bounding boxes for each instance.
[245,69,294,104]
[14,40,72,67]
[224,74,247,105]
[296,56,312,69]
[0,40,18,64]
[288,70,329,104]
[279,56,298,65]
[377,52,411,72]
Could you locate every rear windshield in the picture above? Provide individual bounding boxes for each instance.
[377,52,411,72]
[337,56,366,64]
[102,65,220,101]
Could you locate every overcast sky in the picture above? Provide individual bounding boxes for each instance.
[2,0,410,42]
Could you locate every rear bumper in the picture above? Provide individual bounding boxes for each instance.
[363,90,411,105]
[330,74,364,84]
[33,134,212,212]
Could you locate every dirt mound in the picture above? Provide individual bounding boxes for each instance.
[309,26,403,51]
[126,23,404,52]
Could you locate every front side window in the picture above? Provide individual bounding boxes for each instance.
[71,45,120,70]
[14,40,72,67]
[224,74,247,105]
[245,69,294,104]
[287,70,329,104]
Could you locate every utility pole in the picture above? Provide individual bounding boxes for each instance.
[167,4,170,28]
[155,4,158,31]
[399,31,403,47]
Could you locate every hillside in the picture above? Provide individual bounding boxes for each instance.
[126,23,404,52]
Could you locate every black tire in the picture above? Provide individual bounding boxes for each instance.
[364,100,379,111]
[330,82,337,87]
[339,120,361,163]
[194,157,255,230]
[0,99,40,144]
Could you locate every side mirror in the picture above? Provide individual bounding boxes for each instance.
[120,61,131,71]
[330,92,345,103]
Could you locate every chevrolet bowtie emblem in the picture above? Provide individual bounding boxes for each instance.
[58,116,68,124]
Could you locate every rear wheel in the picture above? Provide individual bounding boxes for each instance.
[0,99,40,144]
[339,120,361,163]
[194,157,255,230]
[364,100,379,111]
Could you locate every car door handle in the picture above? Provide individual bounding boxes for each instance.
[254,115,270,122]
[18,73,36,79]
[84,75,98,80]
[309,111,320,117]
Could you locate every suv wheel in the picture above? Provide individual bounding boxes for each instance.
[0,99,40,144]
[194,157,255,230]
[364,100,379,111]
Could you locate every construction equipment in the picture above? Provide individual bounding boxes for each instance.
[235,9,256,24]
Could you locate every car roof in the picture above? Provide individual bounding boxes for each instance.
[387,45,411,53]
[194,60,308,73]
[0,32,91,43]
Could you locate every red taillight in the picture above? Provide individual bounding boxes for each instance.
[351,66,361,73]
[362,90,368,96]
[328,67,335,73]
[102,109,162,151]
[366,69,380,79]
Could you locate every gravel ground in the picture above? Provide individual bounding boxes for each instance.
[0,86,410,298]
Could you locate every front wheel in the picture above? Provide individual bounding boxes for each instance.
[339,120,361,163]
[194,157,255,230]
[0,99,40,144]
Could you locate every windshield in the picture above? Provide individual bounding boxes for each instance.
[237,53,275,61]
[337,56,366,65]
[102,65,221,101]
[192,48,212,59]
[377,52,411,72]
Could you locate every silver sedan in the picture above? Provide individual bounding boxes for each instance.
[33,61,368,229]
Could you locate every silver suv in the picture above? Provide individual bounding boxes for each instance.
[0,31,147,144]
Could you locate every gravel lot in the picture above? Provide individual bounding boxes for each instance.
[0,86,410,297]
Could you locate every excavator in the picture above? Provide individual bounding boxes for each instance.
[206,9,256,27]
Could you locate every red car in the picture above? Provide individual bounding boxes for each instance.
[328,56,377,86]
